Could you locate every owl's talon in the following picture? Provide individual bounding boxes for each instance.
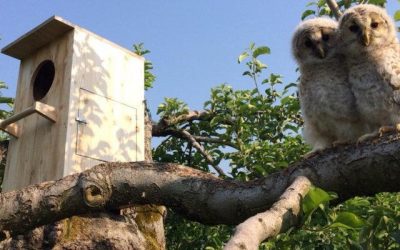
[378,126,395,136]
[357,125,396,144]
[396,123,400,132]
[357,130,380,144]
[332,140,350,147]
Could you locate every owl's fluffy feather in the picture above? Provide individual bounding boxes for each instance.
[292,18,366,152]
[338,4,400,132]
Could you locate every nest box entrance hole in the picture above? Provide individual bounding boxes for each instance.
[32,60,55,101]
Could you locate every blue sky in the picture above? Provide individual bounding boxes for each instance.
[0,1,399,118]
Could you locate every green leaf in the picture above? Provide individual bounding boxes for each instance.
[284,82,297,90]
[332,212,367,229]
[367,0,386,7]
[301,10,315,20]
[302,187,332,216]
[394,10,400,22]
[249,42,255,50]
[0,97,13,104]
[317,0,326,7]
[252,46,270,58]
[306,1,317,7]
[281,96,295,105]
[330,222,358,230]
[346,197,371,207]
[238,52,249,63]
[254,59,267,70]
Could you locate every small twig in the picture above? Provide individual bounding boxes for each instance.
[179,130,226,177]
[163,110,211,126]
[326,0,342,20]
[152,110,237,138]
[192,136,239,149]
[152,110,212,137]
[152,128,226,176]
[224,176,312,250]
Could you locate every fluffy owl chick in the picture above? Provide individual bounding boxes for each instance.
[292,18,365,153]
[338,4,400,139]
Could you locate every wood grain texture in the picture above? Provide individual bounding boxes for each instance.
[65,26,144,175]
[2,17,145,191]
[76,88,138,162]
[1,16,74,60]
[2,31,74,191]
[0,101,56,128]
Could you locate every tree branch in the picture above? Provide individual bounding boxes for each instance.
[152,110,234,137]
[192,135,238,149]
[1,134,400,236]
[326,0,342,20]
[178,130,226,177]
[224,176,312,250]
[152,110,212,137]
[163,110,211,126]
[152,127,227,176]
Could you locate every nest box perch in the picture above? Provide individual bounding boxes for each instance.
[1,16,145,192]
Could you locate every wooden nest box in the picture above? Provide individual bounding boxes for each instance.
[1,16,145,191]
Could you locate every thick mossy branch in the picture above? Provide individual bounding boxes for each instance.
[1,134,400,236]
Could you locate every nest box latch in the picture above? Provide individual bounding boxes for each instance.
[75,116,87,125]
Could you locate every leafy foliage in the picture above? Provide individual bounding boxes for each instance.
[0,82,13,120]
[133,43,156,90]
[265,193,400,249]
[165,211,232,250]
[302,0,386,20]
[0,81,14,190]
[154,43,308,180]
[157,97,189,119]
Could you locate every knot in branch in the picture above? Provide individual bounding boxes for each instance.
[79,171,112,208]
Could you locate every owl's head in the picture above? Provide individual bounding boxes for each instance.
[292,18,338,65]
[338,4,397,53]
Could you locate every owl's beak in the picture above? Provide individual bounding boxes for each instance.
[315,44,326,59]
[360,28,370,46]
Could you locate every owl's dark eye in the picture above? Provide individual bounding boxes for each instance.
[349,24,359,33]
[371,22,379,29]
[322,34,330,41]
[304,39,313,48]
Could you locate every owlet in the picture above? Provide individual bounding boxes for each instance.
[338,4,400,139]
[292,18,365,153]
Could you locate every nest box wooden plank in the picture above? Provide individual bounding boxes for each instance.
[1,16,145,191]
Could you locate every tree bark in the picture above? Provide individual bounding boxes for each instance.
[224,176,312,250]
[1,133,400,236]
[0,140,9,192]
[326,0,342,20]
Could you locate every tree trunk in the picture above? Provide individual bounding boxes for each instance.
[0,108,166,249]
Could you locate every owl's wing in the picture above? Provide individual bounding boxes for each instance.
[385,45,400,104]
[386,45,400,90]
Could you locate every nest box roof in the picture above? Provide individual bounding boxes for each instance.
[2,16,75,60]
